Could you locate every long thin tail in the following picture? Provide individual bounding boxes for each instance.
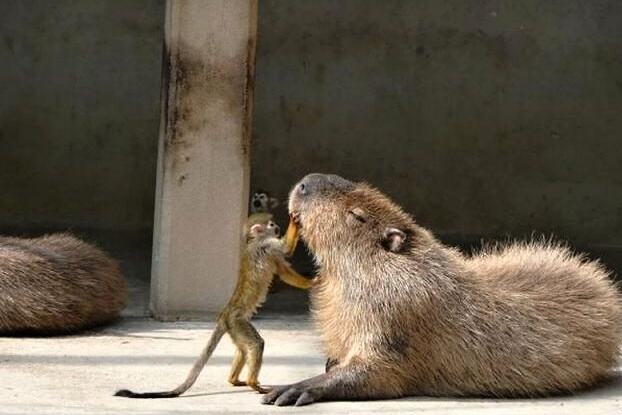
[114,324,227,399]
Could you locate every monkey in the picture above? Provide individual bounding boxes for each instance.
[0,233,126,334]
[262,173,622,406]
[251,190,279,214]
[245,190,280,234]
[246,190,292,294]
[115,220,315,399]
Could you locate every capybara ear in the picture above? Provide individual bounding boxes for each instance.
[382,227,407,252]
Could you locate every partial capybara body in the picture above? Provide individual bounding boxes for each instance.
[263,173,622,406]
[0,233,127,334]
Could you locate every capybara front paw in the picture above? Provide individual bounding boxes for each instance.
[261,384,320,406]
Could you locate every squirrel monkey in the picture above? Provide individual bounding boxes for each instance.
[250,190,279,214]
[115,220,313,399]
[245,190,279,234]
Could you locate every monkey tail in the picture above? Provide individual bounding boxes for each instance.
[114,324,227,399]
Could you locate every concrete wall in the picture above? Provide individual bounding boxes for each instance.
[0,0,164,232]
[252,1,622,250]
[1,0,621,256]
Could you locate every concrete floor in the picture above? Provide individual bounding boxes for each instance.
[3,228,621,413]
[1,317,621,415]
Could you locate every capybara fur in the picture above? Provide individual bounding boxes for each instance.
[262,173,622,406]
[0,233,127,334]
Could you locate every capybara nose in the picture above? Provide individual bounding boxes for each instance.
[296,182,306,196]
[296,173,354,196]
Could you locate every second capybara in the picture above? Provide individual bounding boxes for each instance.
[0,233,127,334]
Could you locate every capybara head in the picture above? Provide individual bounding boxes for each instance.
[288,173,418,259]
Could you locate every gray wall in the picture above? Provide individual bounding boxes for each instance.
[0,0,164,232]
[252,1,622,250]
[1,0,620,253]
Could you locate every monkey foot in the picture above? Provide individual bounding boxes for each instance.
[250,383,271,394]
[231,380,271,394]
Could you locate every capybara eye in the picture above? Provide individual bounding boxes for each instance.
[348,208,367,223]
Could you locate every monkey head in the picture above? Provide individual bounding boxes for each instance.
[250,191,279,214]
[249,220,281,240]
[287,173,420,262]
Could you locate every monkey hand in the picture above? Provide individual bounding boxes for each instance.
[290,211,301,225]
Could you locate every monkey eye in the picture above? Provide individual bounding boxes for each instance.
[259,194,267,200]
[348,208,367,224]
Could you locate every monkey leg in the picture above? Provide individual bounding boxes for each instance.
[228,348,247,386]
[229,319,269,394]
[261,359,401,406]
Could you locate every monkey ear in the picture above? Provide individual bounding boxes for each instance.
[382,227,407,252]
[269,197,279,209]
[249,224,264,236]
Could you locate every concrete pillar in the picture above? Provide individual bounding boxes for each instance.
[150,0,257,319]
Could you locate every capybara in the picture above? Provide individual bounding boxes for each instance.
[263,173,622,406]
[0,233,127,334]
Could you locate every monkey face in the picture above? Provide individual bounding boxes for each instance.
[250,191,279,214]
[251,192,268,213]
[288,173,414,259]
[266,220,280,237]
[249,220,280,239]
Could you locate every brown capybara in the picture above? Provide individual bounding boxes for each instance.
[263,173,622,406]
[0,233,127,334]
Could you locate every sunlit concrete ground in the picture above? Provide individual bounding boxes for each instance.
[1,316,622,415]
[3,229,621,413]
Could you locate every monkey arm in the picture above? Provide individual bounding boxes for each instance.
[283,215,300,256]
[261,359,399,406]
[275,259,316,290]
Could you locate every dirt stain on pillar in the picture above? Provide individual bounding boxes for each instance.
[163,39,253,172]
